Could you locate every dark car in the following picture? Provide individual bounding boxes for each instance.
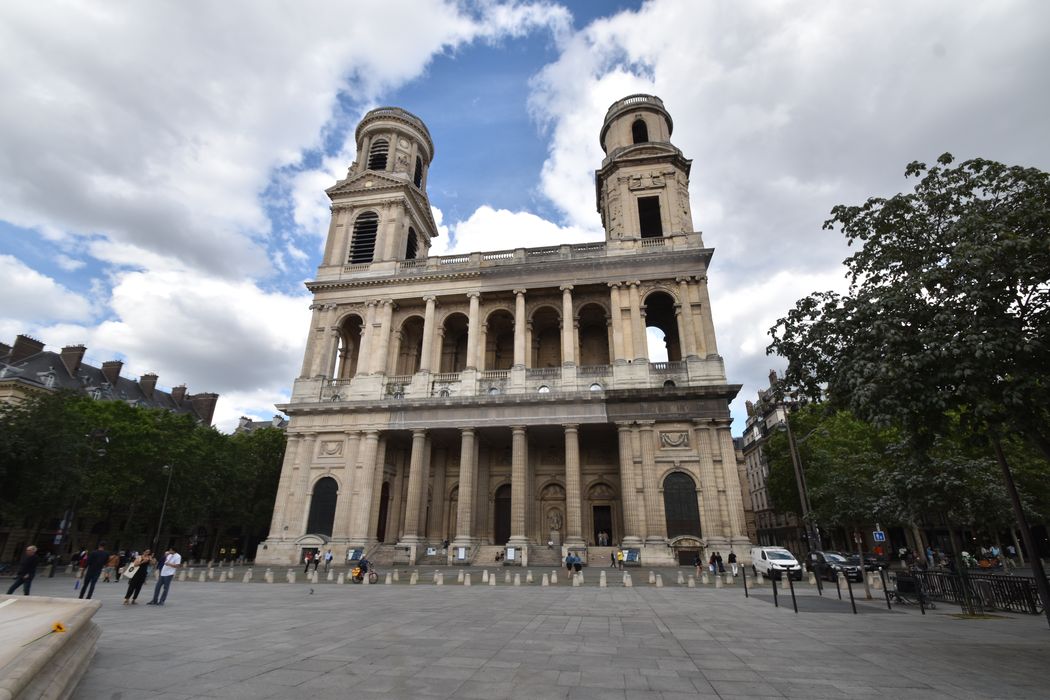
[846,552,886,572]
[805,550,863,582]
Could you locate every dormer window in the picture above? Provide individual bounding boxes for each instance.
[632,118,648,144]
[367,139,389,170]
[349,213,379,264]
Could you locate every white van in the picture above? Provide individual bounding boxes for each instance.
[750,546,803,581]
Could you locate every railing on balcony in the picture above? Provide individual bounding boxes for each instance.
[640,237,666,248]
[577,365,611,377]
[526,367,561,379]
[432,372,461,383]
[649,361,686,373]
[482,369,510,380]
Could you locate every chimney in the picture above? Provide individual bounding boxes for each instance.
[101,360,123,385]
[238,416,251,430]
[745,400,755,416]
[171,385,187,404]
[139,372,158,399]
[271,415,283,428]
[768,369,778,388]
[60,344,87,377]
[10,335,45,363]
[189,392,219,426]
[0,342,11,360]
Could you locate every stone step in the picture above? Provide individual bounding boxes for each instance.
[473,545,507,566]
[587,546,619,567]
[528,546,566,567]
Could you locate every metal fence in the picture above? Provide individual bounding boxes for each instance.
[912,571,1043,615]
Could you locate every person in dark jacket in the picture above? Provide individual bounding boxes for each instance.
[79,543,109,599]
[6,546,39,595]
[123,550,155,605]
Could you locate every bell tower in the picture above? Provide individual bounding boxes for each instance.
[319,107,439,274]
[595,95,696,243]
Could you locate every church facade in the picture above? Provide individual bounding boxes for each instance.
[258,95,751,567]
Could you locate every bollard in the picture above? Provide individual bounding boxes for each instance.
[337,572,345,585]
[648,571,656,584]
[808,571,817,586]
[845,573,857,614]
[599,570,607,588]
[409,571,418,585]
[751,571,761,587]
[677,571,685,585]
[835,571,843,600]
[363,571,371,585]
[577,572,584,585]
[482,569,489,583]
[725,572,734,586]
[311,571,319,584]
[526,570,533,584]
[505,571,511,584]
[514,573,521,587]
[572,573,581,587]
[178,571,187,582]
[265,569,274,584]
[787,573,799,614]
[715,573,723,589]
[393,569,400,582]
[243,571,252,583]
[219,571,227,583]
[433,571,439,583]
[687,575,696,588]
[742,570,749,598]
[457,570,464,583]
[327,569,334,582]
[771,574,779,607]
[436,571,444,586]
[542,573,549,586]
[701,572,709,585]
[551,571,558,585]
[199,571,207,583]
[208,568,215,580]
[878,568,891,610]
[873,570,883,590]
[385,572,392,585]
[464,572,471,586]
[623,572,633,587]
[655,574,664,588]
[489,574,496,586]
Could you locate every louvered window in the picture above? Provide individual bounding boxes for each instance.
[406,227,418,260]
[367,139,389,170]
[349,213,379,264]
[413,156,423,187]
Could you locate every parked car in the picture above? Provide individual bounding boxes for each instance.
[805,551,863,582]
[750,547,803,581]
[846,552,886,571]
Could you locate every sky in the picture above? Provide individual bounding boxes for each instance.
[2,0,1048,434]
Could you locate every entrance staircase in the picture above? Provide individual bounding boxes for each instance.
[473,545,507,566]
[528,546,566,568]
[587,546,618,568]
[364,544,397,567]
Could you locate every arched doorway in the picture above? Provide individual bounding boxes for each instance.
[484,310,515,370]
[644,292,681,361]
[439,314,469,372]
[577,304,610,366]
[376,482,391,542]
[531,307,561,367]
[587,482,617,545]
[396,316,424,375]
[306,477,338,537]
[663,472,701,538]
[335,315,364,379]
[493,484,511,544]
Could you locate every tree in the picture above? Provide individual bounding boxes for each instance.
[769,154,1050,624]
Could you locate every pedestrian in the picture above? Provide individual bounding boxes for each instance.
[610,550,617,568]
[6,545,39,596]
[715,551,724,574]
[728,551,738,577]
[122,550,155,605]
[147,547,182,606]
[616,549,624,570]
[926,545,935,568]
[566,552,573,574]
[303,550,313,574]
[573,553,582,574]
[312,551,321,572]
[708,552,716,574]
[693,552,702,578]
[324,549,333,573]
[103,552,120,582]
[79,543,109,600]
[77,550,88,579]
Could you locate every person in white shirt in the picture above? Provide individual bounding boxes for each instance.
[146,548,182,606]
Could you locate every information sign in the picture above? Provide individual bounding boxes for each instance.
[872,531,886,542]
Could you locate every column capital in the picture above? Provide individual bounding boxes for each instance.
[675,276,692,285]
[309,303,323,311]
[422,294,437,303]
[608,281,621,289]
[636,421,656,430]
[323,302,338,311]
[628,280,641,288]
[559,284,574,292]
[563,424,579,432]
[466,291,480,300]
[365,299,379,308]
[343,429,360,437]
[615,421,634,431]
[510,425,527,434]
[459,427,475,436]
[513,288,527,296]
[411,428,427,438]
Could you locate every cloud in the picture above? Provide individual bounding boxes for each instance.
[0,255,92,329]
[445,205,598,254]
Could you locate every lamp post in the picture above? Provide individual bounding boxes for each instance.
[153,464,174,550]
[783,420,822,554]
[58,429,109,552]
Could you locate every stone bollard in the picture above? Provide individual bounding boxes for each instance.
[505,571,511,584]
[288,571,296,584]
[715,573,723,589]
[385,572,393,585]
[66,564,74,575]
[623,572,633,587]
[178,571,187,582]
[572,573,581,587]
[489,574,496,586]
[751,572,761,587]
[243,571,252,583]
[393,569,400,582]
[687,575,696,588]
[219,571,227,583]
[513,573,521,587]
[208,568,215,580]
[311,571,319,584]
[873,571,883,590]
[464,572,471,586]
[327,570,334,582]
[577,572,584,585]
[433,571,439,583]
[197,571,206,583]
[724,573,733,585]
[542,573,549,586]
[599,570,607,588]
[677,571,685,585]
[808,571,817,585]
[457,570,465,583]
[551,571,558,585]
[482,569,488,583]
[526,570,533,584]
[655,574,664,588]
[337,572,345,585]
[701,572,709,585]
[648,571,656,584]
[409,571,418,585]
[265,569,274,584]
[436,572,444,585]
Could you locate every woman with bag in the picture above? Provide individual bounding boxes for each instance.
[123,550,155,605]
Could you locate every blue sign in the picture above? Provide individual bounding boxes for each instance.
[872,531,886,542]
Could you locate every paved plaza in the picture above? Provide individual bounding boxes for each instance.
[15,570,1050,699]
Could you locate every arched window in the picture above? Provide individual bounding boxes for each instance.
[349,213,379,264]
[306,477,338,536]
[406,227,418,260]
[413,156,423,187]
[663,472,701,538]
[632,119,649,144]
[367,139,389,170]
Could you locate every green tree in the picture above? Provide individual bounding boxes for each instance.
[768,154,1050,622]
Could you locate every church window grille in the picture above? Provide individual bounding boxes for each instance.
[413,156,423,187]
[367,139,389,170]
[638,196,663,238]
[632,118,649,144]
[349,213,379,264]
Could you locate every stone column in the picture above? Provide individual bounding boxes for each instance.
[508,426,528,547]
[616,424,644,545]
[693,422,727,546]
[628,282,648,362]
[419,295,437,373]
[717,426,747,539]
[348,430,380,546]
[388,330,403,376]
[269,434,301,537]
[370,300,394,374]
[358,301,377,373]
[427,447,446,541]
[367,437,389,542]
[638,424,665,542]
[695,275,719,356]
[399,429,427,544]
[608,283,626,363]
[339,431,361,539]
[560,285,575,366]
[465,292,480,370]
[299,305,322,378]
[676,277,699,359]
[452,428,477,547]
[477,326,488,371]
[564,425,584,546]
[293,433,318,534]
[513,289,526,368]
[313,304,339,378]
[432,328,446,375]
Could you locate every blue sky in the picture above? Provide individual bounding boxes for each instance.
[2,1,1048,432]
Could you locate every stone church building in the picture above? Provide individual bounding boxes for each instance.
[258,95,751,567]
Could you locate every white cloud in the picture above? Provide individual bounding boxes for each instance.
[0,255,92,325]
[446,205,598,254]
[55,255,86,272]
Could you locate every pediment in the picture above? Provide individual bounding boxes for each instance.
[326,171,407,197]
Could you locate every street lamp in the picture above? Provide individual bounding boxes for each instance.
[782,420,822,555]
[153,464,175,549]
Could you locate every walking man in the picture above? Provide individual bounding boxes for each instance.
[728,551,738,577]
[79,543,109,600]
[147,547,182,606]
[6,545,39,596]
[323,549,333,573]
